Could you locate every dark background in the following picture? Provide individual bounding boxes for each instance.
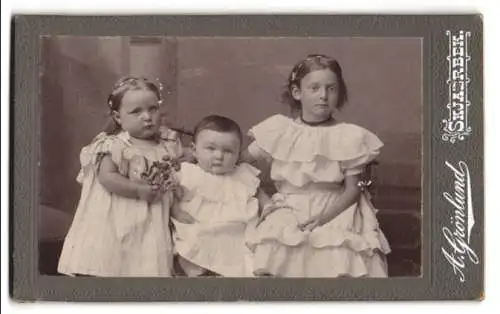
[39,36,422,277]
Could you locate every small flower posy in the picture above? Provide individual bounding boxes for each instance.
[155,77,164,105]
[141,156,181,192]
[289,54,325,83]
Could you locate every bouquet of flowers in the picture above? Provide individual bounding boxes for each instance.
[141,156,181,191]
[128,154,181,192]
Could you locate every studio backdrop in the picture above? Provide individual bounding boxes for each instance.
[39,36,422,277]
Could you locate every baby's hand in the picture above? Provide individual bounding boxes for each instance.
[171,204,197,224]
[173,210,197,224]
[136,184,165,203]
[257,203,282,226]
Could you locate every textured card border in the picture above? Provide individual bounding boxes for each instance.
[10,14,483,301]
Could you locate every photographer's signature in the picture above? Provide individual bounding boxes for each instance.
[441,160,479,282]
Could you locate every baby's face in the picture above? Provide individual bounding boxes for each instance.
[193,129,240,175]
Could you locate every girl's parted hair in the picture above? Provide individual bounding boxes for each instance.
[281,54,348,114]
[103,76,163,135]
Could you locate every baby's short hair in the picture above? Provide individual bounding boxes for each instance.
[193,115,242,145]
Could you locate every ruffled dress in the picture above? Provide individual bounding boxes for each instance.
[58,131,182,277]
[172,163,260,277]
[245,114,391,278]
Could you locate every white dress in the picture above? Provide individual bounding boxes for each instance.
[245,114,391,278]
[58,131,182,277]
[172,163,260,277]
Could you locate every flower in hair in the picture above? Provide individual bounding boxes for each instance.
[156,77,164,92]
[155,77,165,105]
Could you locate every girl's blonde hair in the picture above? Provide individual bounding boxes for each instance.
[103,76,162,135]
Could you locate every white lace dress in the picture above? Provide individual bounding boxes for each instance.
[246,114,391,277]
[172,163,260,277]
[58,131,182,277]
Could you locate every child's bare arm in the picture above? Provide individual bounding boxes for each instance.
[241,142,273,167]
[171,199,197,224]
[322,175,361,220]
[256,188,272,212]
[97,155,160,202]
[240,147,258,165]
[299,175,361,231]
[256,188,285,225]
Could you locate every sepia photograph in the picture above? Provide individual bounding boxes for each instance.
[38,35,422,279]
[9,14,485,301]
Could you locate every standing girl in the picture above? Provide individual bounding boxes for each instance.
[58,76,183,277]
[244,54,391,277]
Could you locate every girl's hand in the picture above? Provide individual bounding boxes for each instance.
[297,215,327,232]
[136,184,164,203]
[173,185,184,200]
